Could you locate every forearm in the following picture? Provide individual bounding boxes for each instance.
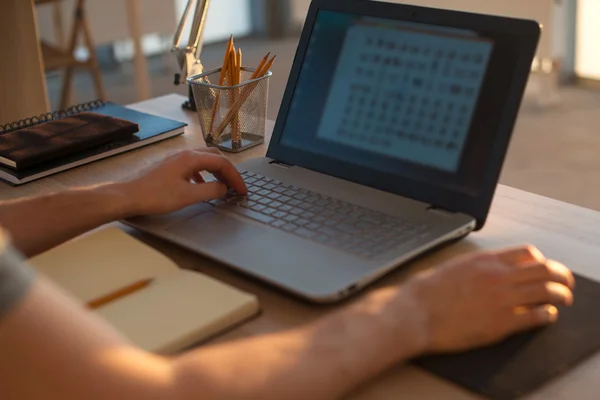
[2,276,426,400]
[0,183,133,257]
[173,288,427,400]
[0,277,172,400]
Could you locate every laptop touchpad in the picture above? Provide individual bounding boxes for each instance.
[166,210,267,250]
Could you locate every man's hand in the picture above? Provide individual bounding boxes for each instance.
[401,245,575,354]
[119,149,247,217]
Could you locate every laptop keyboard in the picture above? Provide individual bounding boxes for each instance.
[208,171,429,259]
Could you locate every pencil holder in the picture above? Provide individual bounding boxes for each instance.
[188,67,271,153]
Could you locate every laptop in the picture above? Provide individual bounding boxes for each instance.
[125,0,540,303]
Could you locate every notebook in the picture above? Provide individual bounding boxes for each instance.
[0,100,186,185]
[0,112,139,170]
[28,226,260,354]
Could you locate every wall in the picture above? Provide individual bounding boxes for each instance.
[35,0,177,46]
[175,0,252,44]
[35,0,252,60]
[291,0,564,59]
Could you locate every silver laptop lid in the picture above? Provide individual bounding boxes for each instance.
[266,0,540,230]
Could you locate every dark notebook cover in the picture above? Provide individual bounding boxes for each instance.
[413,273,600,400]
[0,112,139,170]
[0,102,187,185]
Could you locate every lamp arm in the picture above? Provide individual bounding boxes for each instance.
[172,0,195,51]
[172,0,210,81]
[188,0,210,57]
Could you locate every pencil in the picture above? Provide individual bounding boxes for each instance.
[87,278,153,309]
[221,35,234,81]
[237,48,242,83]
[258,55,276,77]
[229,46,237,86]
[208,36,234,136]
[235,48,243,141]
[228,47,238,140]
[251,52,270,79]
[213,55,276,140]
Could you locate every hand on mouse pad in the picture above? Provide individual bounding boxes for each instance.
[405,245,574,354]
[413,271,600,400]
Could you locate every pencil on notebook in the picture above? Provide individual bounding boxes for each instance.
[87,278,153,309]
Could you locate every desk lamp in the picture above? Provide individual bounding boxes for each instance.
[172,0,211,111]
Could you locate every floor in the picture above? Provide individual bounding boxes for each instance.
[46,36,600,212]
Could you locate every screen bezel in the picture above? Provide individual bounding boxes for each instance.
[266,0,540,230]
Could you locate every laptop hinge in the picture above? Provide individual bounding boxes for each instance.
[269,160,293,169]
[427,205,457,217]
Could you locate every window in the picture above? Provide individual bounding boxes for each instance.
[575,0,600,80]
[175,0,253,45]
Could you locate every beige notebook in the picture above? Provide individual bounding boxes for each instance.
[28,226,260,354]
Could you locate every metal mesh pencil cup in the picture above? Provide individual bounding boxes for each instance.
[188,67,271,153]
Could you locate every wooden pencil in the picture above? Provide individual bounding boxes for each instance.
[208,36,234,136]
[222,35,234,79]
[258,55,276,77]
[228,47,238,140]
[229,46,236,86]
[251,52,270,79]
[87,278,153,309]
[213,55,276,140]
[237,48,242,83]
[235,48,243,141]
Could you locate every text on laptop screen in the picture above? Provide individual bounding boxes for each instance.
[280,10,495,175]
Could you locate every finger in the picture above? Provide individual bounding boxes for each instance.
[512,281,573,307]
[511,260,575,289]
[192,152,247,194]
[213,172,237,189]
[183,152,247,194]
[509,305,559,333]
[195,152,246,194]
[189,151,246,194]
[187,181,228,202]
[205,171,245,195]
[495,245,545,266]
[196,146,223,156]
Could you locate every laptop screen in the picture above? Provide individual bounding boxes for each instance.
[275,8,529,196]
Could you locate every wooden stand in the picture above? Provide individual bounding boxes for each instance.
[35,0,106,109]
[0,0,50,125]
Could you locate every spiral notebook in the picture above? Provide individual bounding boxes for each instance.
[0,100,187,185]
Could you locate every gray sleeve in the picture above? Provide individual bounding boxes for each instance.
[0,235,36,319]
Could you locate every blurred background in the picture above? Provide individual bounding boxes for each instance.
[15,0,600,209]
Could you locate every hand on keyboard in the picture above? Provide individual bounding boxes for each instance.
[208,171,428,259]
[122,149,247,217]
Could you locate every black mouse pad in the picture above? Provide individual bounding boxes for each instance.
[412,274,600,400]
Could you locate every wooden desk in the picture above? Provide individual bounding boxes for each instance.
[2,94,600,399]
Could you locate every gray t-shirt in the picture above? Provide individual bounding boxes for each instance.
[0,231,35,319]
